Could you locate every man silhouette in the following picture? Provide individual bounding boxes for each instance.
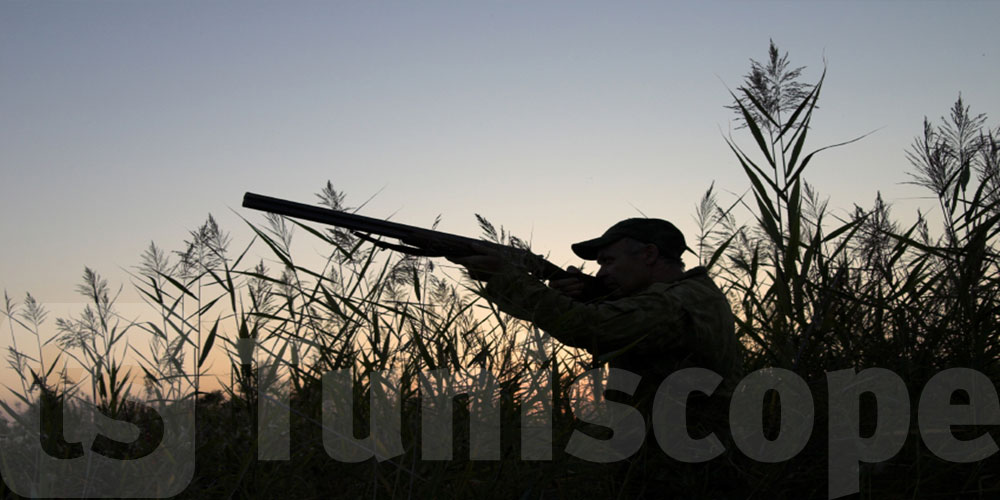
[450,218,745,496]
[451,218,742,393]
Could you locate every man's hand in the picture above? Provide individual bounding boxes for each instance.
[447,253,506,281]
[548,266,588,299]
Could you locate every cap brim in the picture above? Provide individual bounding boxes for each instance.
[571,235,618,260]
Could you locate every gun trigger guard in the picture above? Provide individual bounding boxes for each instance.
[352,232,444,257]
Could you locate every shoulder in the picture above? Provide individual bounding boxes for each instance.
[646,267,726,301]
[641,267,734,332]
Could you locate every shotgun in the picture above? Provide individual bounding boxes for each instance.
[242,192,608,299]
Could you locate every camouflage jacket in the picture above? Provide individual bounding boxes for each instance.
[484,265,744,399]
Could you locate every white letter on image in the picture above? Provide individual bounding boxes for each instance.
[652,367,725,462]
[918,368,999,462]
[565,368,645,463]
[729,367,814,462]
[827,368,909,499]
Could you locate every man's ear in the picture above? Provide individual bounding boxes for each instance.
[642,243,660,265]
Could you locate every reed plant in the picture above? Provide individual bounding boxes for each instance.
[696,42,1000,497]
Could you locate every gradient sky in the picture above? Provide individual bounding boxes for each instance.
[2,1,998,373]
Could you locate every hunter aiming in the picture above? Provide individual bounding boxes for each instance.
[449,218,746,494]
[449,218,744,397]
[241,193,744,407]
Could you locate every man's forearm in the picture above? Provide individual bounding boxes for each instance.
[484,265,684,353]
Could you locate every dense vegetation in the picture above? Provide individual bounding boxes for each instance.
[2,42,998,499]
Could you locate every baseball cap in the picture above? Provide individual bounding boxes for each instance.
[571,218,689,261]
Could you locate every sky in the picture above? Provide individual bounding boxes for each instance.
[1,1,999,391]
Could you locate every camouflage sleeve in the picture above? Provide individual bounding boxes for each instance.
[482,264,687,354]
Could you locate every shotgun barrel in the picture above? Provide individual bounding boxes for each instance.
[242,192,605,295]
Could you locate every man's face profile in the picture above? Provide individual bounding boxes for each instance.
[595,238,658,297]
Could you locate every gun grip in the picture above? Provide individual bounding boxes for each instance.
[547,269,611,302]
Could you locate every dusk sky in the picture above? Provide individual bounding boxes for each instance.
[2,1,999,377]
